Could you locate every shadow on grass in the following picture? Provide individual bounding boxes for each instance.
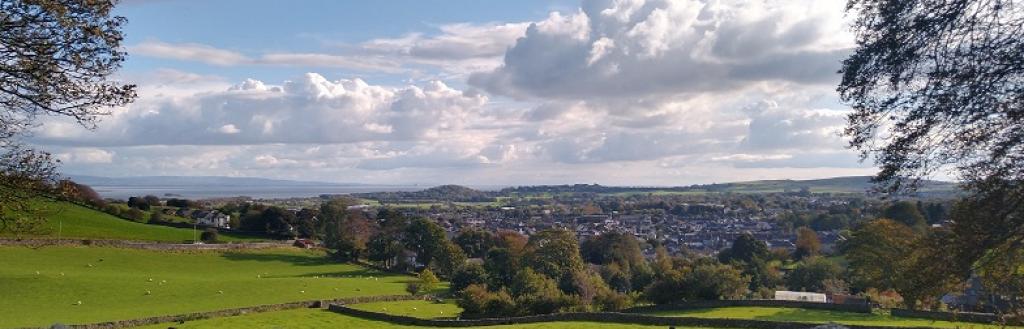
[748,308,879,323]
[219,251,333,266]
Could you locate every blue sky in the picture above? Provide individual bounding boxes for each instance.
[35,0,876,186]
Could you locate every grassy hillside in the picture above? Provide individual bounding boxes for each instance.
[1,199,258,242]
[695,176,960,194]
[0,246,427,328]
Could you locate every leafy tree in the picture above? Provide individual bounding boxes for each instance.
[430,241,467,279]
[0,1,136,233]
[450,263,489,294]
[793,227,821,260]
[494,230,528,254]
[454,228,497,258]
[843,0,1024,310]
[510,268,576,315]
[718,233,769,264]
[883,201,926,229]
[484,247,520,288]
[841,219,916,291]
[580,232,645,271]
[523,229,584,282]
[786,257,843,293]
[684,262,749,300]
[403,218,447,267]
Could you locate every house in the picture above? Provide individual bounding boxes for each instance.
[193,210,231,229]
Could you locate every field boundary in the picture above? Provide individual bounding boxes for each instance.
[623,299,873,314]
[891,308,1021,326]
[326,304,938,329]
[19,295,427,329]
[0,238,291,250]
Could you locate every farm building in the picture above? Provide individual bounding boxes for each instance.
[775,291,827,303]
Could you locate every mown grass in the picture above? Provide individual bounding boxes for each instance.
[0,246,430,328]
[134,308,704,329]
[0,199,259,242]
[650,306,1020,328]
[348,299,463,319]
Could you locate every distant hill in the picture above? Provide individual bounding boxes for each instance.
[501,176,960,196]
[353,184,497,203]
[68,175,349,187]
[691,176,959,194]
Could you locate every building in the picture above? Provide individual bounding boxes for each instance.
[193,210,231,229]
[774,291,827,303]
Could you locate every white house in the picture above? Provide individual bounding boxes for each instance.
[774,291,827,303]
[193,210,231,229]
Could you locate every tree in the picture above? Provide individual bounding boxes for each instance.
[793,227,821,260]
[450,263,489,294]
[683,262,749,300]
[786,257,843,293]
[1,1,136,233]
[840,219,916,291]
[510,268,576,315]
[430,241,467,279]
[580,232,645,271]
[842,0,1024,310]
[718,233,769,265]
[882,202,926,229]
[523,229,584,282]
[454,228,497,258]
[0,147,60,234]
[840,0,1024,193]
[484,247,520,288]
[403,218,447,267]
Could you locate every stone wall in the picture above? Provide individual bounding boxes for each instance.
[0,238,291,251]
[623,299,872,314]
[891,308,1021,325]
[327,304,931,329]
[30,295,425,329]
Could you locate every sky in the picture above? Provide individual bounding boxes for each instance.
[31,0,878,186]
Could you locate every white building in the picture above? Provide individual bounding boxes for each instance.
[774,291,827,303]
[194,210,231,229]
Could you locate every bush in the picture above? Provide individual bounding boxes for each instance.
[458,284,518,317]
[407,268,440,295]
[200,228,219,243]
[125,208,146,222]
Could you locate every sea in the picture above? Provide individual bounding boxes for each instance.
[91,184,424,200]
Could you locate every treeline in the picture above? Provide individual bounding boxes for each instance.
[353,185,497,203]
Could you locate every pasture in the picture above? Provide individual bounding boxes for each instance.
[0,246,421,328]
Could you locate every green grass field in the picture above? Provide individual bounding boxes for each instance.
[0,199,258,242]
[0,246,427,328]
[650,306,1019,328]
[348,299,462,319]
[134,308,701,329]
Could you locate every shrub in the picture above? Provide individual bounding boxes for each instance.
[407,268,440,295]
[458,284,518,317]
[200,228,219,243]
